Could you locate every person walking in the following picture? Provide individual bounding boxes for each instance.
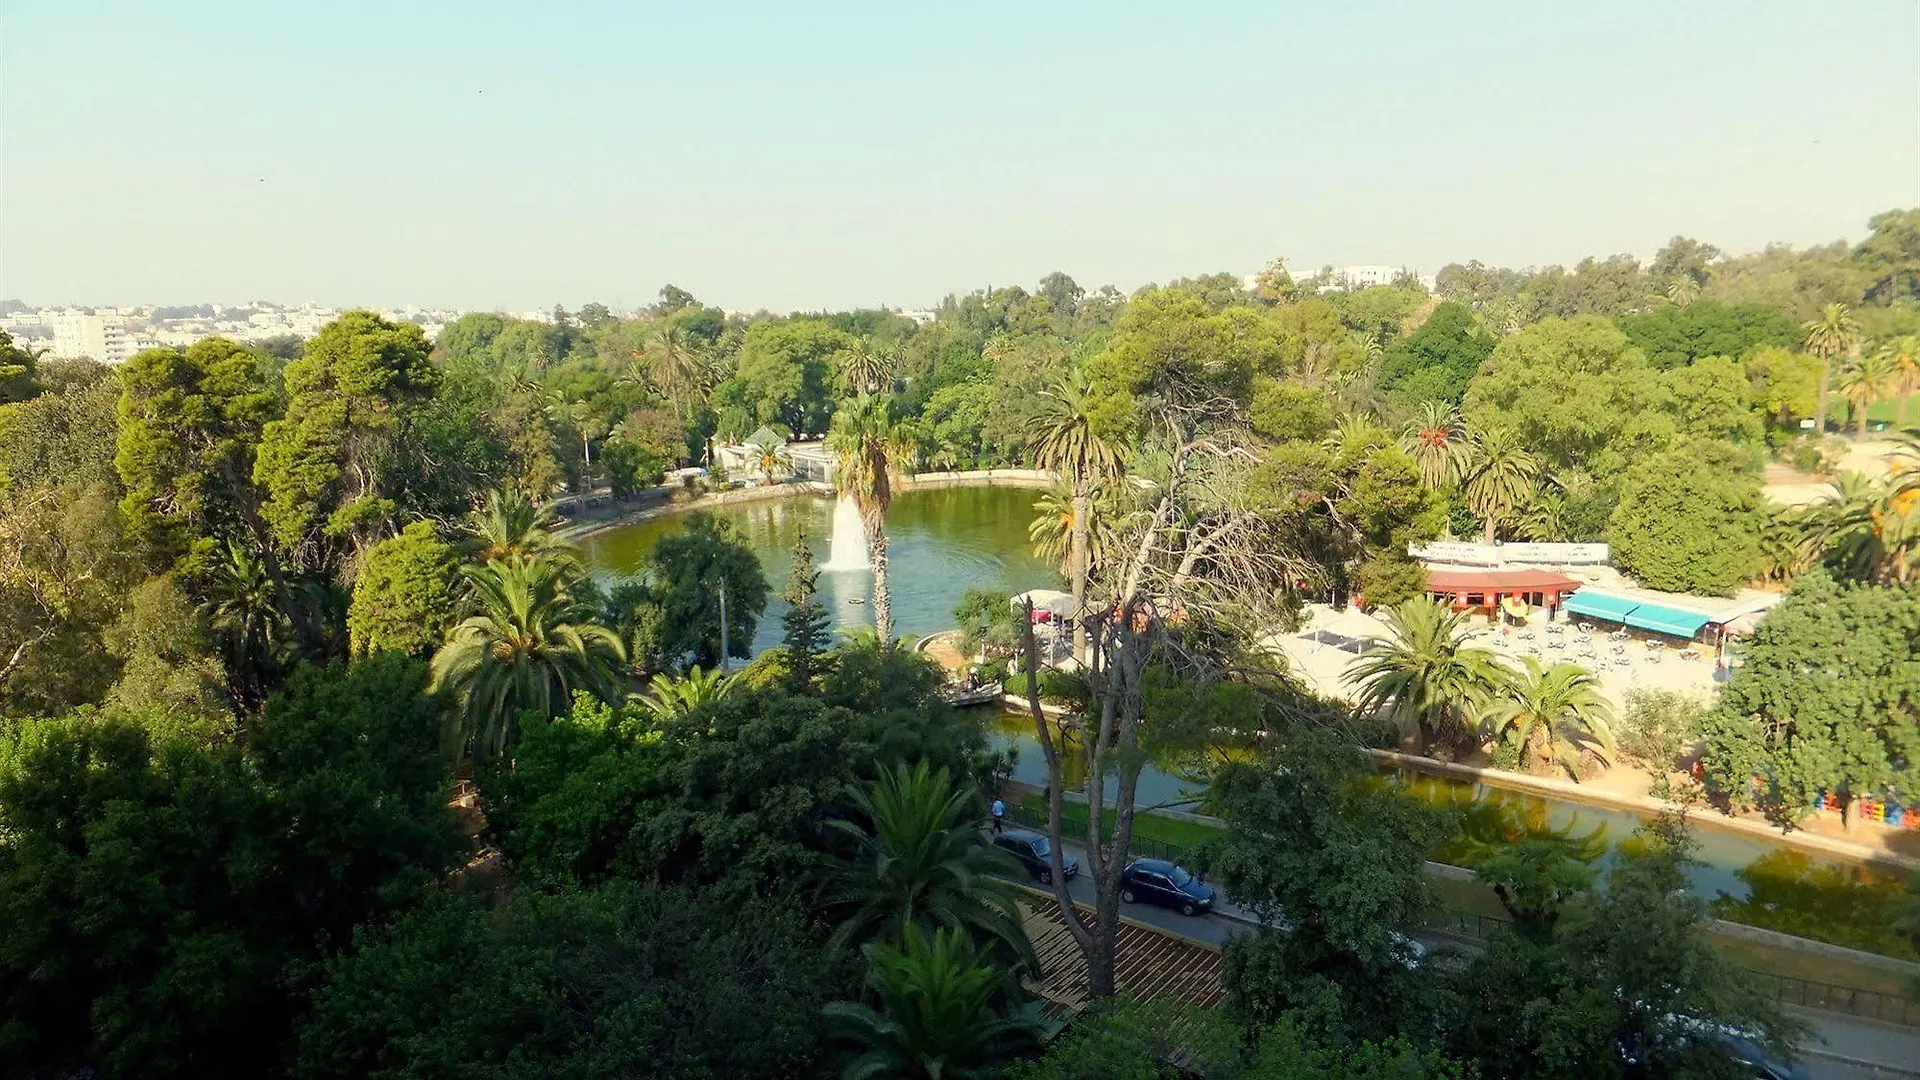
[990,796,1006,834]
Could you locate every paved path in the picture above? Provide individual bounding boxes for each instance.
[1005,832,1920,1078]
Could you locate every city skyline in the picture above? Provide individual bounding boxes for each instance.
[4,1,1915,312]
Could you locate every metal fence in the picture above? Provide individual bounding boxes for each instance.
[1003,804,1920,1029]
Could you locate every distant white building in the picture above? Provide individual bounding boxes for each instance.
[1244,264,1436,295]
[51,312,133,364]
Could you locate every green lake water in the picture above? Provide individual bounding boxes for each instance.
[578,485,1059,656]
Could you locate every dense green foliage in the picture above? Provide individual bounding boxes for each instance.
[1698,572,1920,825]
[6,211,1918,1076]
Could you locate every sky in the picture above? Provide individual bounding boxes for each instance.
[3,1,1917,313]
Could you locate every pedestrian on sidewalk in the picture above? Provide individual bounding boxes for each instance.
[990,796,1006,834]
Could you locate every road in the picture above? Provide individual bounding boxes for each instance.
[1000,831,1920,1079]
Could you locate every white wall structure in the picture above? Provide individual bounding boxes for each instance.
[50,312,132,363]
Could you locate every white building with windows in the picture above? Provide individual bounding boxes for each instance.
[51,312,132,364]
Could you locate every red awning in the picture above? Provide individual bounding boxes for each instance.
[1424,568,1582,594]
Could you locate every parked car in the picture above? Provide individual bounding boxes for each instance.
[1119,858,1215,916]
[1620,1016,1807,1080]
[992,828,1078,884]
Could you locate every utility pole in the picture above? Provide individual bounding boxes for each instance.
[716,573,729,672]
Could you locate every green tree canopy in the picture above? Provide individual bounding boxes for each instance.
[1607,443,1764,595]
[252,312,439,568]
[347,520,459,657]
[1379,301,1495,405]
[1698,572,1920,824]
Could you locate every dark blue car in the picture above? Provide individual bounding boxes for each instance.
[1119,858,1214,916]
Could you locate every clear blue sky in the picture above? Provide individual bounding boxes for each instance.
[3,1,1916,312]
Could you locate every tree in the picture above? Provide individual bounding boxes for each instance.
[1441,816,1799,1080]
[840,344,900,395]
[1378,301,1494,405]
[781,529,831,691]
[1876,335,1920,428]
[1027,368,1125,663]
[466,487,572,564]
[645,512,770,668]
[1473,837,1600,938]
[115,338,278,558]
[1462,316,1658,469]
[1036,270,1086,315]
[636,664,735,719]
[1607,444,1764,595]
[1399,401,1469,489]
[825,761,1035,970]
[1461,426,1540,544]
[1854,207,1920,305]
[1347,597,1505,755]
[1837,349,1893,438]
[0,328,38,403]
[1615,300,1797,371]
[100,574,231,721]
[346,521,459,658]
[1696,571,1920,828]
[830,394,913,641]
[1481,658,1616,780]
[200,537,304,704]
[1802,302,1862,435]
[1200,733,1446,1042]
[600,438,665,497]
[295,883,839,1080]
[727,320,852,437]
[252,312,440,569]
[640,321,704,415]
[429,554,625,759]
[824,926,1052,1080]
[0,655,458,1080]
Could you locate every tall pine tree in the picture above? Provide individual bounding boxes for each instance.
[780,530,830,692]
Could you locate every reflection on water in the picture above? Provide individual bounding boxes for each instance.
[1711,848,1912,958]
[580,486,1059,655]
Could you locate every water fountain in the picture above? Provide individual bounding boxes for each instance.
[820,495,872,572]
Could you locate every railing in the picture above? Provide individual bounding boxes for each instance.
[1002,803,1920,1029]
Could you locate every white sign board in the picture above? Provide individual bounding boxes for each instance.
[1408,541,1610,567]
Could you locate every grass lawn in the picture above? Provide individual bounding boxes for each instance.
[1012,794,1224,854]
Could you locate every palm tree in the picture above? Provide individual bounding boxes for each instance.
[825,761,1036,972]
[1026,482,1118,581]
[1481,658,1615,781]
[429,555,625,759]
[1398,401,1469,489]
[1838,350,1894,440]
[1026,368,1124,666]
[1664,277,1699,308]
[1346,597,1507,755]
[635,664,734,720]
[830,395,914,641]
[823,926,1053,1080]
[841,345,899,396]
[467,489,573,565]
[1461,426,1540,544]
[201,538,296,701]
[1803,302,1862,435]
[638,323,703,416]
[754,443,791,486]
[1878,335,1920,429]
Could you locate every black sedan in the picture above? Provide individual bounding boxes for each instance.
[1119,858,1215,916]
[991,828,1078,884]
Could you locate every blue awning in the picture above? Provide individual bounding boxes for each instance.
[1563,591,1639,622]
[1622,604,1712,638]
